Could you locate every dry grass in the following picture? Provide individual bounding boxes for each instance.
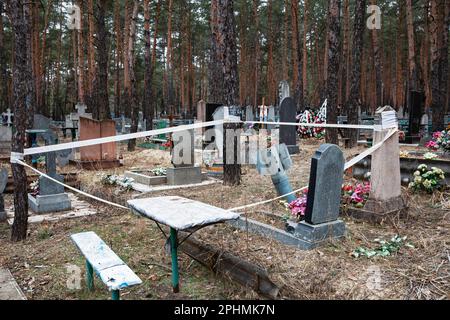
[0,139,449,300]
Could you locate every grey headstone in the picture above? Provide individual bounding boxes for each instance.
[39,134,65,196]
[305,144,345,225]
[279,97,299,154]
[0,168,8,193]
[267,106,275,130]
[56,149,74,167]
[34,114,51,130]
[279,81,290,103]
[245,106,254,122]
[172,130,195,168]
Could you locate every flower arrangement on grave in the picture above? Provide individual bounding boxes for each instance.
[296,109,326,139]
[284,189,308,222]
[30,180,39,197]
[399,151,410,158]
[100,174,134,191]
[423,152,438,160]
[162,139,173,150]
[426,129,450,153]
[408,164,445,193]
[150,167,167,176]
[341,182,371,209]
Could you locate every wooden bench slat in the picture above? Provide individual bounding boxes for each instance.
[71,232,124,272]
[99,265,142,291]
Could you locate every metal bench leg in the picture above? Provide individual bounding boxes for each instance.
[170,227,180,293]
[86,260,94,291]
[112,290,120,300]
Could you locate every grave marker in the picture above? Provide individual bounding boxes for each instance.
[28,132,71,213]
[167,129,202,186]
[2,108,13,127]
[286,144,346,247]
[279,97,299,154]
[75,117,120,169]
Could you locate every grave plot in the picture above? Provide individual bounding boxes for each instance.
[118,126,224,193]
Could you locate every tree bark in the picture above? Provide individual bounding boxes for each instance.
[292,0,303,111]
[371,0,383,107]
[9,0,32,242]
[143,0,153,129]
[0,0,8,112]
[406,0,418,93]
[430,0,446,130]
[93,0,110,121]
[346,0,366,147]
[208,0,223,104]
[113,0,122,117]
[127,0,139,151]
[217,0,241,186]
[77,0,85,104]
[267,0,275,106]
[324,0,341,145]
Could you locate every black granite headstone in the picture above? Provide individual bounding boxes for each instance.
[279,97,299,154]
[305,144,345,225]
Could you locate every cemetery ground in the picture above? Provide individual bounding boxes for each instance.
[0,140,449,300]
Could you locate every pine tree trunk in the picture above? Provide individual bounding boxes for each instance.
[346,0,366,147]
[77,0,85,104]
[166,0,175,109]
[406,0,418,93]
[217,0,241,186]
[291,0,299,94]
[302,0,309,104]
[0,0,7,112]
[267,0,275,106]
[292,0,303,110]
[87,0,95,98]
[370,0,383,108]
[9,0,32,242]
[127,0,139,151]
[114,0,122,117]
[430,0,448,130]
[93,0,110,121]
[143,0,153,129]
[209,0,223,104]
[325,0,341,145]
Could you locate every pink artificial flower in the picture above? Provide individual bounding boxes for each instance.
[426,141,438,150]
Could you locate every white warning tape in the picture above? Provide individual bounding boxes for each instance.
[16,159,130,210]
[245,120,377,130]
[22,118,385,156]
[23,119,228,156]
[10,152,24,164]
[227,128,398,212]
[14,123,397,214]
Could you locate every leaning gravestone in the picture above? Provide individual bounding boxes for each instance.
[28,131,71,213]
[0,168,8,221]
[279,97,299,154]
[286,144,346,247]
[256,143,296,203]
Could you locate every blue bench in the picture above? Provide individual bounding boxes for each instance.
[70,231,142,300]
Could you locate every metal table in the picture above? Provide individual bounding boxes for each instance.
[127,196,240,293]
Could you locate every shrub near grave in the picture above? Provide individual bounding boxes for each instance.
[408,164,446,193]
